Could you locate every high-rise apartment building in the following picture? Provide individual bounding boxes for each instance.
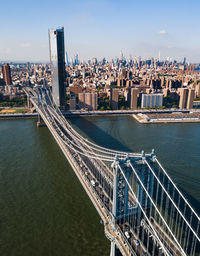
[179,88,195,109]
[195,83,200,98]
[78,92,97,110]
[141,94,163,108]
[91,93,98,110]
[2,64,12,85]
[128,88,138,110]
[110,88,119,110]
[187,89,195,109]
[49,27,66,107]
[179,88,188,109]
[85,93,92,109]
[69,97,76,111]
[78,93,85,109]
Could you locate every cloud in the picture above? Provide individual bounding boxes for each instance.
[158,30,168,35]
[20,42,32,48]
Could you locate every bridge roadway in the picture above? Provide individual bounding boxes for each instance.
[24,87,191,256]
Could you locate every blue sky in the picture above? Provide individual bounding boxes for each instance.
[0,0,200,63]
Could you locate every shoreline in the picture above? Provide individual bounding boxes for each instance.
[0,113,38,120]
[1,109,200,124]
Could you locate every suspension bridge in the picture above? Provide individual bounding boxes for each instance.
[24,86,200,256]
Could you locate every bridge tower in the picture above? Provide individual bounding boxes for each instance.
[110,152,154,256]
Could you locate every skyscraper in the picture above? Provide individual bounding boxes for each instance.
[49,27,66,107]
[119,51,123,62]
[74,54,79,65]
[2,64,12,85]
[66,51,69,66]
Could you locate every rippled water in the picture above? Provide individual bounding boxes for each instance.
[1,116,200,256]
[0,119,109,256]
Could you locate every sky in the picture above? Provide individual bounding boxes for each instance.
[0,0,200,63]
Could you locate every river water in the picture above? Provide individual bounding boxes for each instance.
[1,116,200,256]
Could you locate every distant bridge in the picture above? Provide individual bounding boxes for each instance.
[24,86,200,256]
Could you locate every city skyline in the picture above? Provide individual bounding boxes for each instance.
[0,0,200,63]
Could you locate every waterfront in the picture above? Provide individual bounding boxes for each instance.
[1,116,200,256]
[133,112,200,123]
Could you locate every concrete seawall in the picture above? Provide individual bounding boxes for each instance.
[0,113,38,119]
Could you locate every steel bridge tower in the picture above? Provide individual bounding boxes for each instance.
[110,152,154,256]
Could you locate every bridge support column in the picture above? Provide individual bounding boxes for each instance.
[124,159,131,216]
[37,115,46,127]
[27,95,32,109]
[110,241,116,256]
[111,156,119,223]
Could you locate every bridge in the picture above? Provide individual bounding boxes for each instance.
[24,86,200,256]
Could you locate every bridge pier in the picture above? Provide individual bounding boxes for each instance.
[27,95,33,109]
[37,115,46,127]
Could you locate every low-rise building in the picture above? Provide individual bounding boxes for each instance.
[141,93,163,108]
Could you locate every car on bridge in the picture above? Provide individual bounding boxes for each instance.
[124,231,131,239]
[133,239,140,246]
[91,180,96,187]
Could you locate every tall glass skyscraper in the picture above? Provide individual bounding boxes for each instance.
[49,27,66,107]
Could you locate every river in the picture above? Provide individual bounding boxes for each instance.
[1,116,200,256]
